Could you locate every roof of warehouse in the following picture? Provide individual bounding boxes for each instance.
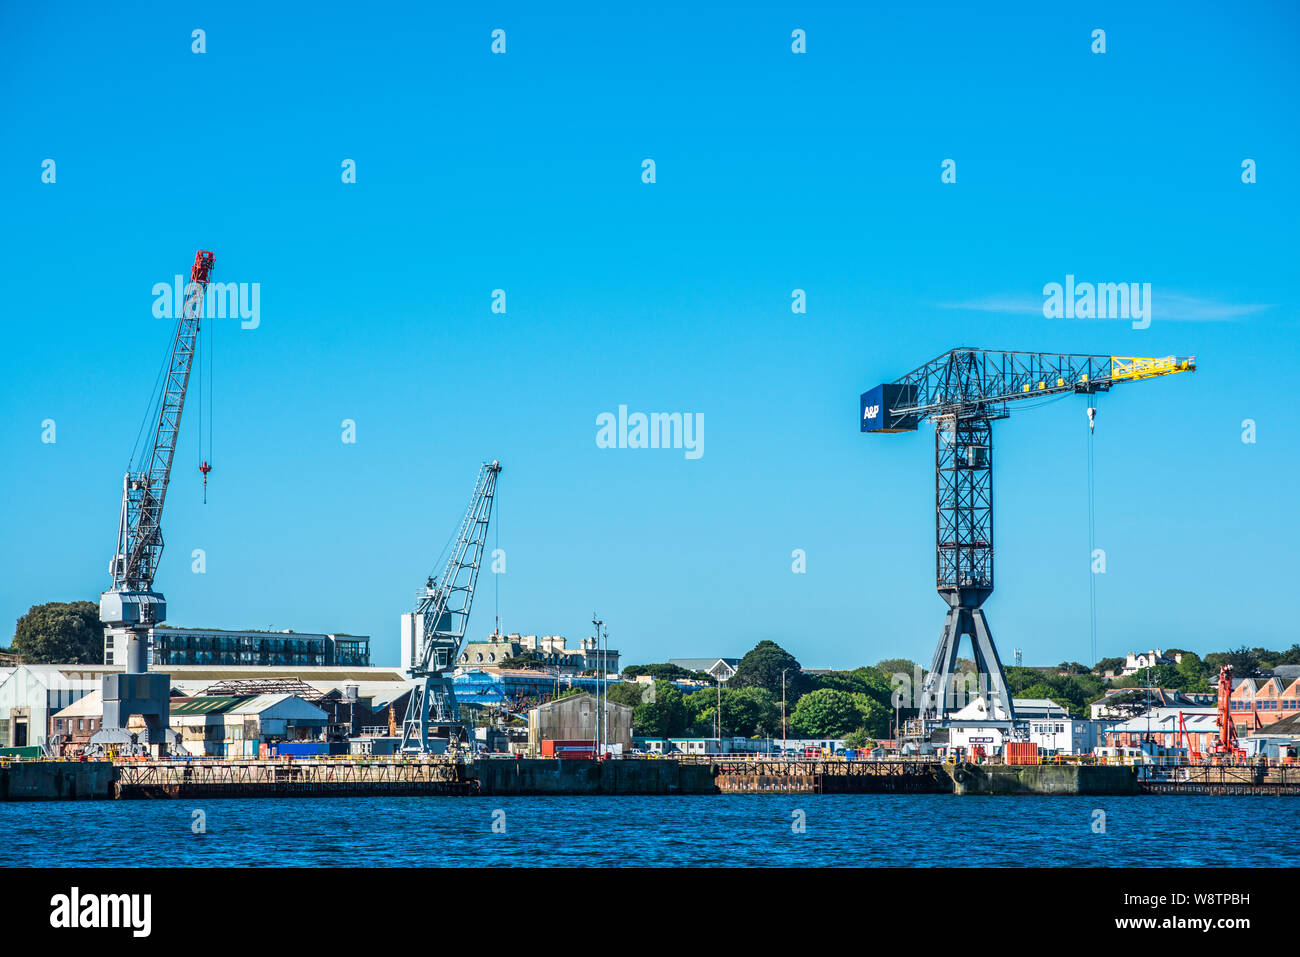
[1254,712,1300,736]
[169,692,329,717]
[163,668,404,681]
[171,695,253,715]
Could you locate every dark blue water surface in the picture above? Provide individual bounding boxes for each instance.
[2,795,1297,867]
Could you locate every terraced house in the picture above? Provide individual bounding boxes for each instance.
[1229,674,1300,735]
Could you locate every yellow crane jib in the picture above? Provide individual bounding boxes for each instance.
[1108,355,1196,383]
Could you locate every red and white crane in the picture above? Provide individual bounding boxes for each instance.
[97,250,214,751]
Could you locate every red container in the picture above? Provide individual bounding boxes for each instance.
[1004,742,1039,765]
[542,739,597,759]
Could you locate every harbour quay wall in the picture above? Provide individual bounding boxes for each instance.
[715,760,950,794]
[472,758,718,796]
[946,762,1139,796]
[0,760,116,801]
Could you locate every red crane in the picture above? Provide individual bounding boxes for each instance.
[1207,665,1246,761]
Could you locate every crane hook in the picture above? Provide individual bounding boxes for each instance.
[199,460,212,504]
[1087,407,1097,433]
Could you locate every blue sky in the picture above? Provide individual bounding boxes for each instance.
[2,1,1297,670]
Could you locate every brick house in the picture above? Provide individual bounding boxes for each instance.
[1229,677,1300,735]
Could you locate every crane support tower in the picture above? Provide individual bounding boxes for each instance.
[99,250,215,752]
[861,349,1194,726]
[400,461,501,753]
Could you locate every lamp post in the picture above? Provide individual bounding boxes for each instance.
[714,671,728,755]
[592,614,604,757]
[781,668,790,753]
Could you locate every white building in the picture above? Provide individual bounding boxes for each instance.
[669,658,741,681]
[1116,649,1182,677]
[946,696,1103,756]
[0,665,114,751]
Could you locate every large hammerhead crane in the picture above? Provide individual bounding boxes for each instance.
[401,461,501,753]
[99,250,215,749]
[861,349,1195,726]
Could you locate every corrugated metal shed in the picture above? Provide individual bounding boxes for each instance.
[171,695,252,715]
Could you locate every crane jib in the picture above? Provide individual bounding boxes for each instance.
[111,250,216,594]
[860,349,1194,432]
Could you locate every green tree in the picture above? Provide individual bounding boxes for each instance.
[605,682,649,708]
[1276,644,1300,666]
[1208,646,1261,678]
[11,601,102,664]
[816,667,893,707]
[1111,664,1182,691]
[632,680,688,737]
[729,640,809,697]
[682,688,718,735]
[851,693,892,737]
[1175,651,1210,688]
[620,662,698,681]
[874,658,920,680]
[705,686,780,738]
[1094,656,1125,675]
[1016,682,1086,718]
[843,729,875,749]
[789,689,861,737]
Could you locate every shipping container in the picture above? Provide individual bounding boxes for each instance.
[542,739,597,755]
[274,742,328,757]
[1004,742,1039,765]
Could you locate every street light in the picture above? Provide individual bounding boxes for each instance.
[592,614,603,757]
[781,668,791,754]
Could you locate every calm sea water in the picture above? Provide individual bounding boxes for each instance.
[2,795,1297,867]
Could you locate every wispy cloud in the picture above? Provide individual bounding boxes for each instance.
[935,295,1041,315]
[1151,294,1272,321]
[935,291,1272,321]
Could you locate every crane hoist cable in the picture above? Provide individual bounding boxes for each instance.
[1086,397,1098,669]
[494,480,501,635]
[198,307,213,503]
[128,326,176,472]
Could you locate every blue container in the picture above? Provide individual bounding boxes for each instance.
[275,742,327,757]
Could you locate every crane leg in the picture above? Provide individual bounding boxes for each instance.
[919,607,1016,722]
